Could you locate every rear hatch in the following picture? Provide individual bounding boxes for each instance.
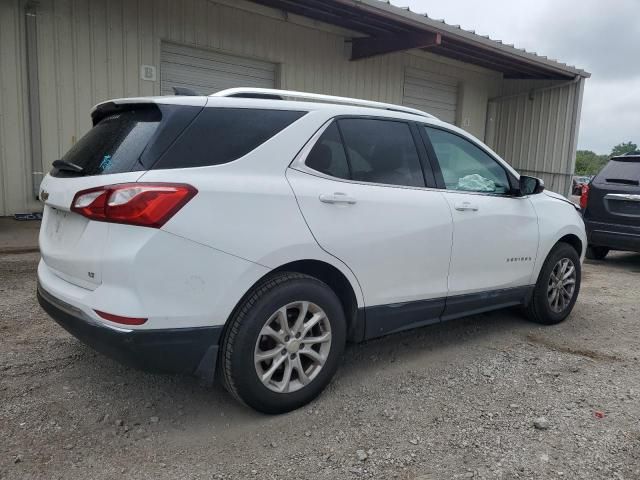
[584,153,640,226]
[39,98,206,289]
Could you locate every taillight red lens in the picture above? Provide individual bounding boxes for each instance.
[579,184,590,210]
[71,183,197,228]
[95,310,147,326]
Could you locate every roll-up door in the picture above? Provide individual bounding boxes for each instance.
[402,67,458,124]
[160,42,277,95]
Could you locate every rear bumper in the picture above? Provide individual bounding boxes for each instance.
[37,283,222,383]
[585,220,640,252]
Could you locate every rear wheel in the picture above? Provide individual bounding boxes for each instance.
[525,243,581,325]
[586,245,609,260]
[220,272,346,414]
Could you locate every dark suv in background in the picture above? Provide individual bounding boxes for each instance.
[581,151,640,259]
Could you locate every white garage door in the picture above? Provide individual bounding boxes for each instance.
[160,42,277,96]
[402,68,458,124]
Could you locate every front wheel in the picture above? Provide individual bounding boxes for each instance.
[220,272,346,414]
[525,243,581,325]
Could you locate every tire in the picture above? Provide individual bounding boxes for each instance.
[220,272,346,414]
[525,243,581,325]
[586,245,609,260]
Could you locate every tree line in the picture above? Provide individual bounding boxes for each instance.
[575,141,638,176]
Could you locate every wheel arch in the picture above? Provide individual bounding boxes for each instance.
[530,225,586,285]
[223,259,365,345]
[557,233,584,257]
[270,260,364,343]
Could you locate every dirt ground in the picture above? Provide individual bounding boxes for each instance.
[1,251,639,480]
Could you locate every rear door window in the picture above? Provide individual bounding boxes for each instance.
[337,118,425,188]
[54,107,163,177]
[154,108,306,169]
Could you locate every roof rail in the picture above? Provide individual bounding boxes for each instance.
[210,88,437,119]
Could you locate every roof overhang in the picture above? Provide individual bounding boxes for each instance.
[250,0,590,80]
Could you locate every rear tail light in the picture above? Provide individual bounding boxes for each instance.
[71,183,197,228]
[579,184,590,210]
[95,310,147,326]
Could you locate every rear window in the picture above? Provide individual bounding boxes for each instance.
[595,158,640,185]
[153,108,306,169]
[54,107,162,177]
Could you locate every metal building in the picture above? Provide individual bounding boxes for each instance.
[0,0,589,216]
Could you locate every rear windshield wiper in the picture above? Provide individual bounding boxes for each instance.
[52,159,84,174]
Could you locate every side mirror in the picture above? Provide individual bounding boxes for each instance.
[519,176,545,196]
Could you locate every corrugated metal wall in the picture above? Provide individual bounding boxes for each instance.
[488,78,585,196]
[0,0,501,215]
[0,0,581,215]
[0,0,30,217]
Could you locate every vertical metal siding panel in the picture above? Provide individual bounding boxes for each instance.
[0,1,7,214]
[167,0,182,44]
[494,103,504,156]
[543,90,555,179]
[36,0,60,177]
[183,0,196,46]
[503,98,513,164]
[560,85,574,173]
[552,87,567,184]
[518,96,530,173]
[155,0,168,48]
[73,0,92,139]
[89,0,109,104]
[138,0,155,96]
[122,0,140,97]
[205,1,220,50]
[107,0,125,99]
[0,0,29,215]
[566,79,585,194]
[535,90,547,176]
[54,0,77,162]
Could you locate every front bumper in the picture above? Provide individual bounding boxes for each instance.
[37,283,223,383]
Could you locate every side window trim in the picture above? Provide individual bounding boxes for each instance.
[420,123,519,196]
[409,122,437,189]
[418,125,446,190]
[334,120,354,180]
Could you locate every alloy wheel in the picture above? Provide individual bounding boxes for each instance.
[547,258,577,313]
[254,301,332,393]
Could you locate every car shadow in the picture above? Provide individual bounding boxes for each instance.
[65,307,531,429]
[585,251,640,272]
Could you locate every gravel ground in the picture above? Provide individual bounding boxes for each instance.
[1,252,639,479]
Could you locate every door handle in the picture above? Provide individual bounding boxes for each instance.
[319,193,357,205]
[454,201,479,212]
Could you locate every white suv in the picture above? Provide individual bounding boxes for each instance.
[37,88,586,413]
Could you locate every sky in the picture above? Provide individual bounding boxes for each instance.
[398,0,640,154]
